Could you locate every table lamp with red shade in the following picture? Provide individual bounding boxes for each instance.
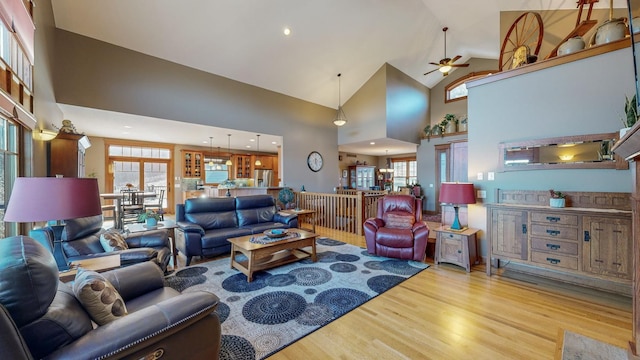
[439,182,476,231]
[4,177,102,271]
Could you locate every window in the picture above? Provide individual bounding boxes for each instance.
[0,20,33,90]
[0,116,29,238]
[204,162,229,184]
[445,71,494,103]
[391,158,417,191]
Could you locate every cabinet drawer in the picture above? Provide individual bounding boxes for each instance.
[531,212,578,226]
[439,232,463,241]
[530,224,578,241]
[531,251,578,270]
[530,237,578,256]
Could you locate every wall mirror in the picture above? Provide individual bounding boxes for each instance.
[498,132,628,171]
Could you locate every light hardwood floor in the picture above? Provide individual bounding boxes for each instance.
[264,226,632,360]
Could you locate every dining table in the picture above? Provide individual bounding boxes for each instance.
[100,191,158,230]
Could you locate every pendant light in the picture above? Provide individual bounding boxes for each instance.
[333,73,347,126]
[216,146,222,170]
[208,136,215,167]
[254,134,262,166]
[225,134,233,166]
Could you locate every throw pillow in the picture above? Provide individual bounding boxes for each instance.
[385,213,415,229]
[73,268,128,325]
[100,230,129,252]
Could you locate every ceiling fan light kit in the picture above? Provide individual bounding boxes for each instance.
[424,26,469,77]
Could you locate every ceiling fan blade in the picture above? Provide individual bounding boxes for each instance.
[450,55,462,64]
[424,68,440,76]
[450,63,470,68]
[428,62,440,66]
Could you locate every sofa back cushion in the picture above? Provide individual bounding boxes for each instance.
[62,215,104,241]
[62,230,106,258]
[183,197,238,230]
[236,195,277,227]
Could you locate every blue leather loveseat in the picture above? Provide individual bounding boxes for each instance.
[175,194,298,265]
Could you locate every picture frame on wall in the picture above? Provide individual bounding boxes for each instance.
[342,169,347,178]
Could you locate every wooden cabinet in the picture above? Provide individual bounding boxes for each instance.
[182,151,202,178]
[583,216,632,280]
[348,165,376,190]
[48,132,87,177]
[434,227,479,272]
[486,190,632,295]
[489,208,527,260]
[232,155,253,179]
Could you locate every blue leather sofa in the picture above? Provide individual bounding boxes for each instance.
[175,195,298,265]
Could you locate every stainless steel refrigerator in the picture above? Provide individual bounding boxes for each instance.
[254,169,273,187]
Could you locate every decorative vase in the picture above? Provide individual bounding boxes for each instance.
[550,198,565,208]
[594,18,626,45]
[446,122,457,133]
[558,36,585,56]
[458,122,468,132]
[146,217,157,228]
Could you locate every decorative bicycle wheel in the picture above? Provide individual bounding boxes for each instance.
[499,12,544,71]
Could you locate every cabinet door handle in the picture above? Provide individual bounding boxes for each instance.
[546,243,560,250]
[613,262,622,266]
[457,250,462,253]
[595,259,604,263]
[584,231,590,242]
[546,257,560,264]
[546,216,560,222]
[522,224,527,234]
[546,229,560,236]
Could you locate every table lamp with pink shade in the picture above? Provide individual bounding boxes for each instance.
[4,177,102,271]
[439,182,476,231]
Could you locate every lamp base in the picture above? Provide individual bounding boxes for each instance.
[449,206,466,232]
[50,225,70,271]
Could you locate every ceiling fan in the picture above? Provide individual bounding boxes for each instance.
[424,27,469,76]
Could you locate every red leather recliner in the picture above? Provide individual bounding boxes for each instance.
[364,195,429,261]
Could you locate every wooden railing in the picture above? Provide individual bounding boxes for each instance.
[294,191,387,235]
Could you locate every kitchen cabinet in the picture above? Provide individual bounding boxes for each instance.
[182,151,202,178]
[348,165,376,190]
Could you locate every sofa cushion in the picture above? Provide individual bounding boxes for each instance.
[62,215,104,241]
[73,268,128,325]
[184,197,238,230]
[100,230,129,252]
[237,206,276,227]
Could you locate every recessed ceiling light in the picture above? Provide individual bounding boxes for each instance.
[124,125,132,129]
[370,142,375,145]
[271,141,277,145]
[250,138,255,142]
[202,140,208,143]
[283,27,291,36]
[246,145,251,148]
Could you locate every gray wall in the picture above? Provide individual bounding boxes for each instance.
[467,46,635,257]
[51,30,339,205]
[385,64,429,144]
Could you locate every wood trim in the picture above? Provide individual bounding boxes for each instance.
[444,70,497,103]
[467,37,632,89]
[495,189,632,211]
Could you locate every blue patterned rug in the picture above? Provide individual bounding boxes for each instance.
[163,238,429,359]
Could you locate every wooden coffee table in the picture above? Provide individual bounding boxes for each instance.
[228,228,318,282]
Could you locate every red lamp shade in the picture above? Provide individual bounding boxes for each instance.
[4,177,102,222]
[439,182,476,205]
[439,182,476,231]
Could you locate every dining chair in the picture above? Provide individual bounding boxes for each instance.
[144,189,165,220]
[121,189,144,224]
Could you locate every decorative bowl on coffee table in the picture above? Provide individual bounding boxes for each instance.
[264,229,288,238]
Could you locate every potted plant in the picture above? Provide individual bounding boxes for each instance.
[549,189,566,208]
[138,209,162,228]
[442,114,458,133]
[458,116,468,132]
[621,94,638,137]
[411,183,421,197]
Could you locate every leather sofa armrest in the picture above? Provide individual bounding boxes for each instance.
[273,212,297,225]
[103,262,164,300]
[412,221,428,233]
[125,229,169,248]
[364,218,384,230]
[176,221,205,235]
[45,291,220,360]
[0,304,33,360]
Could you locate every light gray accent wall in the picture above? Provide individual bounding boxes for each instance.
[339,65,387,145]
[385,64,429,144]
[52,30,338,200]
[33,0,64,176]
[467,46,634,257]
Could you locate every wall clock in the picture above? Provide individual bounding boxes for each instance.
[307,151,323,172]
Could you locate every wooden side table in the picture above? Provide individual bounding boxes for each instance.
[281,209,316,233]
[434,226,480,272]
[59,254,121,283]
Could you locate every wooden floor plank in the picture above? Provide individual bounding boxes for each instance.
[264,226,632,360]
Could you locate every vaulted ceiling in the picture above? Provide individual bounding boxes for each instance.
[50,0,627,154]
